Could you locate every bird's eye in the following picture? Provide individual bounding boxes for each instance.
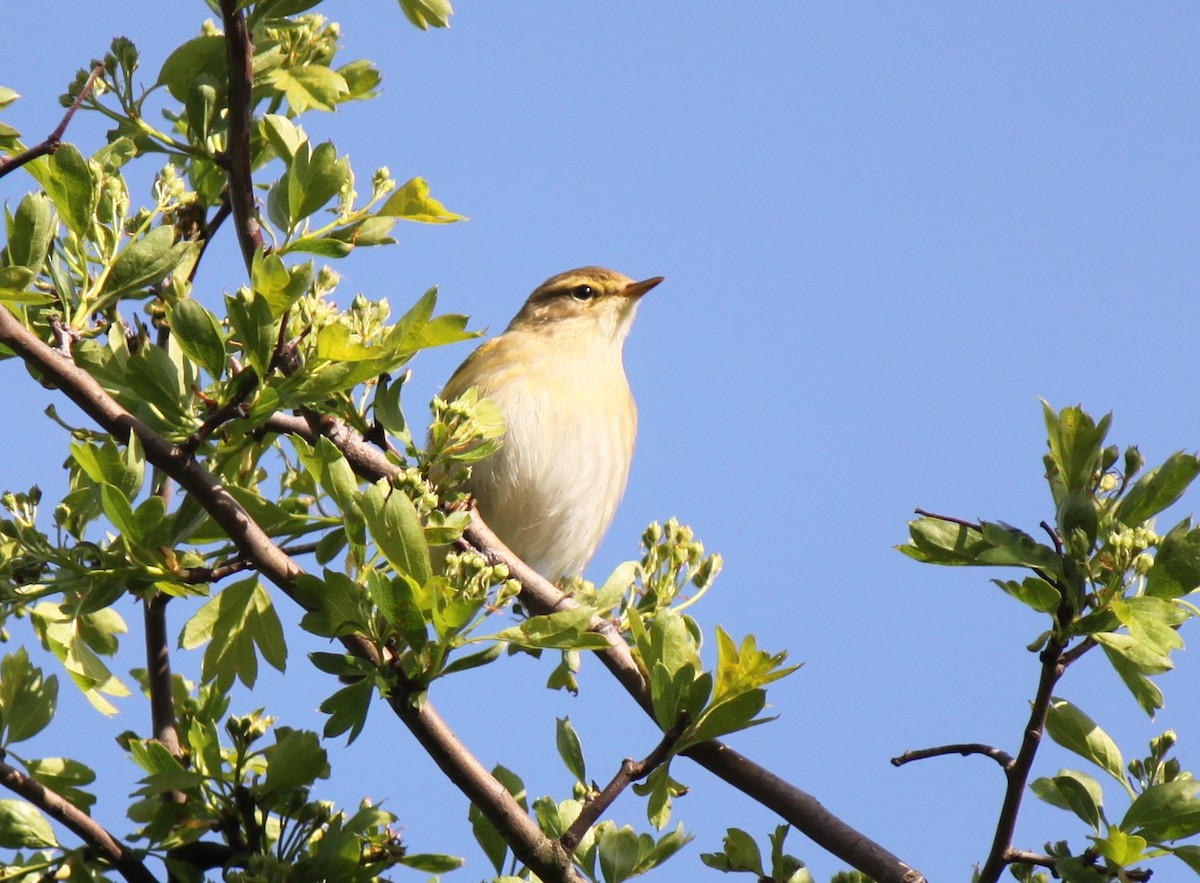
[569,285,596,302]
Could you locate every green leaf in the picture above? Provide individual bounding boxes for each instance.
[360,480,432,585]
[1122,778,1200,841]
[269,65,350,114]
[1093,633,1172,675]
[26,143,97,238]
[995,576,1061,613]
[899,516,992,566]
[1044,699,1125,784]
[102,226,194,301]
[1146,523,1200,599]
[157,34,228,101]
[368,572,427,650]
[0,648,58,745]
[225,289,277,377]
[167,298,227,378]
[264,729,328,793]
[5,192,55,270]
[1030,770,1105,832]
[398,0,454,30]
[399,853,466,873]
[1042,402,1111,493]
[0,799,56,849]
[977,521,1063,573]
[1100,640,1164,716]
[23,757,96,813]
[597,825,641,883]
[1114,452,1200,527]
[319,677,374,744]
[1111,597,1186,656]
[288,141,351,226]
[378,176,465,223]
[483,606,610,651]
[556,717,586,783]
[260,113,306,162]
[180,578,285,691]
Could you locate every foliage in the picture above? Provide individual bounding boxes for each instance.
[2,3,1199,883]
[901,403,1200,880]
[0,3,795,882]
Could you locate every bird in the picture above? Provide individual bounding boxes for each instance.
[439,266,663,580]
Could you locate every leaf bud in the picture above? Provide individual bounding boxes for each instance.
[1124,446,1145,479]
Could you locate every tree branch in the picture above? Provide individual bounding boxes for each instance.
[976,639,1066,883]
[143,594,182,759]
[0,309,579,883]
[891,743,1014,771]
[217,0,263,270]
[309,416,927,883]
[386,684,585,882]
[0,64,104,180]
[0,756,158,883]
[561,713,690,854]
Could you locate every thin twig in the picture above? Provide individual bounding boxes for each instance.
[177,541,321,584]
[0,64,104,179]
[975,639,1066,883]
[1039,520,1064,556]
[179,368,259,456]
[561,713,690,853]
[913,508,981,531]
[0,757,158,883]
[217,0,263,270]
[1003,848,1057,868]
[891,743,1014,771]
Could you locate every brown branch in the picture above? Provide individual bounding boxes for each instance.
[0,757,158,883]
[976,639,1067,883]
[177,541,321,584]
[187,191,234,285]
[143,594,182,760]
[308,416,926,883]
[0,64,104,180]
[217,0,263,270]
[1039,520,1064,556]
[891,743,1014,770]
[0,309,580,883]
[386,683,585,883]
[561,713,690,854]
[179,368,259,456]
[1003,848,1057,868]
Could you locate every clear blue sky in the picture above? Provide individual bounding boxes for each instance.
[3,3,1199,880]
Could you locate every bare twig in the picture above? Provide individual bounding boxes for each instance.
[975,639,1066,883]
[891,743,1014,771]
[912,508,981,531]
[1039,520,1064,556]
[561,713,690,853]
[385,678,584,882]
[177,541,321,584]
[1003,848,1057,868]
[0,307,581,883]
[217,0,263,270]
[0,757,158,883]
[0,64,104,180]
[179,368,259,456]
[310,416,926,883]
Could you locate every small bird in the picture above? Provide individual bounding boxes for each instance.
[440,267,663,580]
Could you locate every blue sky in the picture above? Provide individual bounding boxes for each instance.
[3,3,1200,880]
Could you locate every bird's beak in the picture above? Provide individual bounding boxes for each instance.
[621,276,664,300]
